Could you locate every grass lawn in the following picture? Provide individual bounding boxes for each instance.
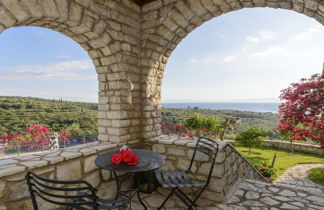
[235,146,324,180]
[308,167,324,186]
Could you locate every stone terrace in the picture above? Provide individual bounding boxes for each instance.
[0,137,266,209]
[131,179,324,209]
[0,136,323,209]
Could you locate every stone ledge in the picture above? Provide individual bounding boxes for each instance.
[264,140,324,155]
[0,142,118,179]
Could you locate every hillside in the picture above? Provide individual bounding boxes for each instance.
[0,96,98,136]
[0,96,280,139]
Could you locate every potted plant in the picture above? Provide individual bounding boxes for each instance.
[254,161,276,182]
[259,167,274,182]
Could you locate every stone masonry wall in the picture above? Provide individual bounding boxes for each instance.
[0,142,128,210]
[0,136,270,209]
[147,135,267,203]
[264,140,324,155]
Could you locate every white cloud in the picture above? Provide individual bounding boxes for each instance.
[246,36,259,43]
[223,56,236,63]
[251,47,284,58]
[189,58,197,63]
[292,25,321,41]
[0,59,96,80]
[246,30,275,43]
[259,30,275,40]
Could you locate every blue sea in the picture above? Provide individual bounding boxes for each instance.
[162,102,280,113]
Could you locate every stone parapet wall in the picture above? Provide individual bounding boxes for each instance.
[0,136,268,209]
[0,142,126,210]
[264,140,324,155]
[146,135,266,203]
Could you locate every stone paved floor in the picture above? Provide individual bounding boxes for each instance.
[131,178,324,210]
[273,163,324,195]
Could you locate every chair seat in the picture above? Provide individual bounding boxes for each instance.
[155,169,204,188]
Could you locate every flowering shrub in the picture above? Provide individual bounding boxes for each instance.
[161,115,240,140]
[160,123,215,138]
[259,167,273,177]
[0,124,72,153]
[58,129,71,145]
[25,124,50,150]
[253,161,276,177]
[278,75,324,148]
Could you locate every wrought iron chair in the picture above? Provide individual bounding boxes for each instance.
[155,137,219,210]
[26,171,129,210]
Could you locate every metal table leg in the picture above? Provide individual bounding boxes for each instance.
[112,171,121,200]
[113,171,147,210]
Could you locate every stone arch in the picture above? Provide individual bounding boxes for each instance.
[0,0,143,144]
[139,0,324,139]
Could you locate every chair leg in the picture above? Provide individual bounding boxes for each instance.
[176,189,195,205]
[137,191,147,210]
[157,189,175,210]
[187,187,206,210]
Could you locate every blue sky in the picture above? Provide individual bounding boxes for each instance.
[0,8,323,103]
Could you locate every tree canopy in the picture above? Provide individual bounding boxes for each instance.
[277,74,324,148]
[235,127,266,154]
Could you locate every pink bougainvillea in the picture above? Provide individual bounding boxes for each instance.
[278,75,324,148]
[160,122,216,138]
[58,129,71,145]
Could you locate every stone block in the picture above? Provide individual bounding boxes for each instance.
[69,1,83,25]
[0,165,26,178]
[42,0,60,17]
[177,159,196,172]
[21,0,44,18]
[0,181,5,198]
[215,151,225,163]
[101,169,111,181]
[84,171,101,188]
[2,0,30,22]
[0,159,17,166]
[57,160,81,180]
[43,156,64,164]
[167,147,185,156]
[84,155,99,173]
[20,160,48,169]
[188,150,209,161]
[209,177,226,193]
[7,181,29,201]
[152,144,165,153]
[55,0,69,20]
[97,180,116,199]
[61,152,82,160]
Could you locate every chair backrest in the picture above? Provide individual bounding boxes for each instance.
[26,171,98,210]
[187,137,219,185]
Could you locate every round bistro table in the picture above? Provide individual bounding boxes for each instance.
[95,149,165,209]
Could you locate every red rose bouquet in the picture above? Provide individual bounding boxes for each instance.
[111,146,139,166]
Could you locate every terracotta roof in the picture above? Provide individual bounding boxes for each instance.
[132,0,157,6]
